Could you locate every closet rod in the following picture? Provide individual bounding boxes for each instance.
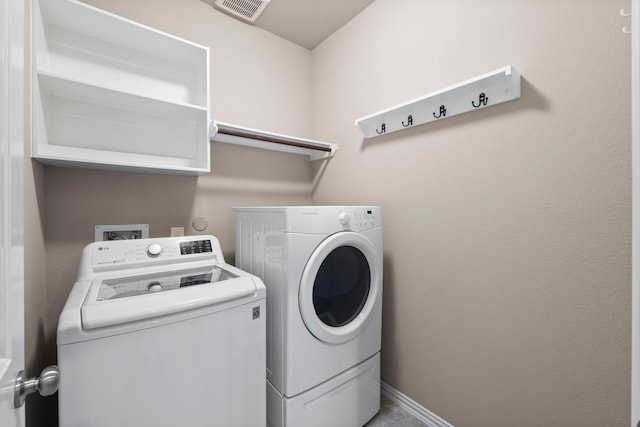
[214,123,333,152]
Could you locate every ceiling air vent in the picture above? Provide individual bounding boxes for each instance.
[213,0,270,23]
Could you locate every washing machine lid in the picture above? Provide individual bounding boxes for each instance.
[95,265,237,301]
[81,265,258,329]
[298,231,381,344]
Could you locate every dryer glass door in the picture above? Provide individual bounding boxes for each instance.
[299,232,381,344]
[313,246,370,327]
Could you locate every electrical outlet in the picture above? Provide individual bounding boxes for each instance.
[171,227,184,237]
[95,224,149,242]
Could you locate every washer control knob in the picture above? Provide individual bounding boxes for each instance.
[146,243,163,258]
[338,211,350,225]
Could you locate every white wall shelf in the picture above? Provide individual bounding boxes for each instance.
[355,65,521,139]
[210,121,337,161]
[32,0,211,175]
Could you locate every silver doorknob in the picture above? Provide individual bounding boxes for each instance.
[14,365,60,408]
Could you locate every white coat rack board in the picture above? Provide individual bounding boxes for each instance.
[355,65,521,138]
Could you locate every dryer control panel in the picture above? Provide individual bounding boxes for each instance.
[336,208,380,231]
[250,206,382,234]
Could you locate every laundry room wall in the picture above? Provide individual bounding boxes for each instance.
[23,0,316,424]
[311,1,631,426]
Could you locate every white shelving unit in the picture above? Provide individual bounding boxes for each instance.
[211,121,337,161]
[31,0,211,175]
[355,66,521,139]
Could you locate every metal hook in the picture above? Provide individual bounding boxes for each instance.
[623,26,632,34]
[402,115,413,127]
[433,105,447,119]
[472,92,489,108]
[376,123,386,135]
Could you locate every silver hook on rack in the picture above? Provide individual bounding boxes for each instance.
[621,8,632,34]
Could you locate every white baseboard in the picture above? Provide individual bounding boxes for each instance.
[380,382,455,427]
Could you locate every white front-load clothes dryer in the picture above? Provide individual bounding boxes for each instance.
[234,206,382,427]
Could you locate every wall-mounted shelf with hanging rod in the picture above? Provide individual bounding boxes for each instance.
[355,65,521,139]
[210,121,337,161]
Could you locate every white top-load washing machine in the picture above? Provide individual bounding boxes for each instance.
[234,206,383,427]
[57,235,266,427]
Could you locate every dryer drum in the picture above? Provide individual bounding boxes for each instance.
[312,245,371,327]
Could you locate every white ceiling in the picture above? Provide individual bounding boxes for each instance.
[220,0,375,50]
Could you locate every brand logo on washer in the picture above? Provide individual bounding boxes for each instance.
[252,306,260,320]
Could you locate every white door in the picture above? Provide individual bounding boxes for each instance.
[0,0,25,424]
[632,0,640,424]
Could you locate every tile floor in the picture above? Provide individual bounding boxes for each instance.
[365,395,427,426]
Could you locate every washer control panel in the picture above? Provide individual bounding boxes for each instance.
[90,236,220,272]
[180,239,213,255]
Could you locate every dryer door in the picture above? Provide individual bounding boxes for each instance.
[299,232,381,344]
